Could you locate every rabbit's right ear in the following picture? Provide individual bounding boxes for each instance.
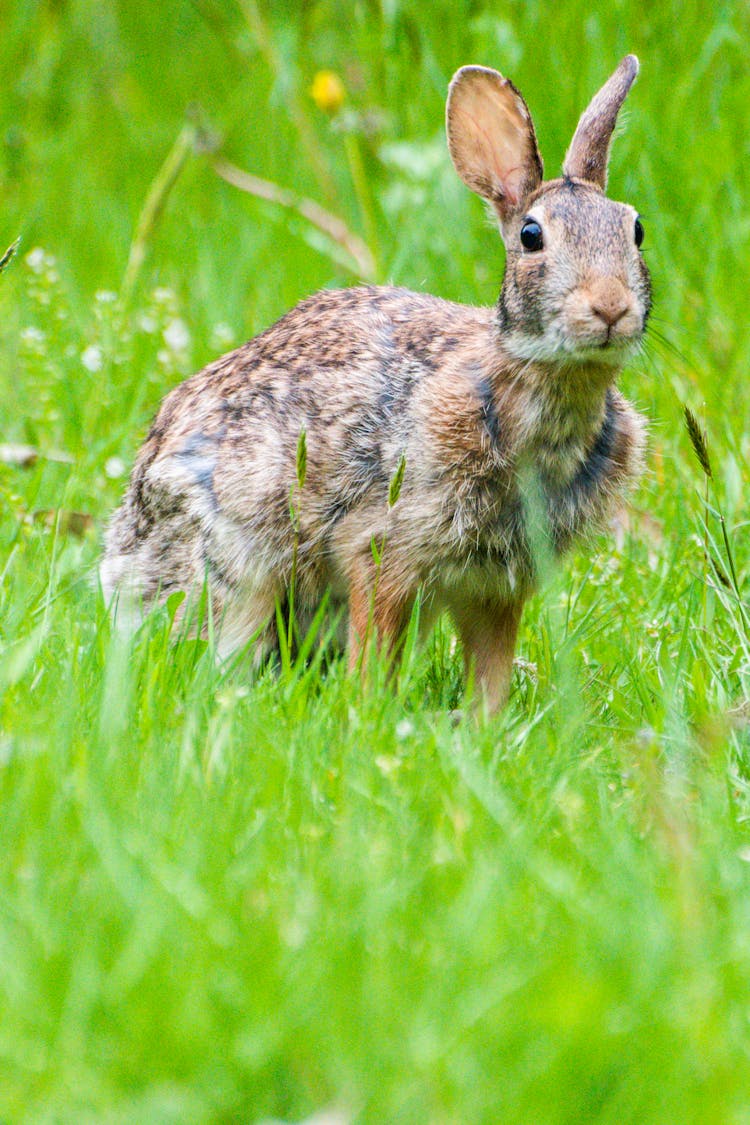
[563,55,639,189]
[446,66,543,223]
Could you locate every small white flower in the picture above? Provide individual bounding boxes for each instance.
[137,312,157,335]
[25,247,49,274]
[104,456,126,479]
[81,344,103,372]
[94,289,117,304]
[395,718,415,741]
[20,326,45,345]
[163,318,190,353]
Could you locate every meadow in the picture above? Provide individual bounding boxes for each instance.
[2,1,750,1121]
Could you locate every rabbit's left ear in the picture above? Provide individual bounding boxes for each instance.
[563,55,639,189]
[447,66,543,222]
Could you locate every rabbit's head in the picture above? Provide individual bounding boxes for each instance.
[447,55,650,366]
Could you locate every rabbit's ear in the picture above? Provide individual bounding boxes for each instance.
[446,66,543,222]
[563,55,639,189]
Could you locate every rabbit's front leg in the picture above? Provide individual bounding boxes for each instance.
[447,595,524,713]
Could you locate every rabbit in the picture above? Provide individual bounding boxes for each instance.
[101,54,650,712]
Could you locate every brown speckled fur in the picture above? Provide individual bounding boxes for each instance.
[102,56,650,711]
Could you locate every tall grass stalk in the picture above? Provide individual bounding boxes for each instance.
[343,132,380,275]
[684,405,749,638]
[121,122,199,305]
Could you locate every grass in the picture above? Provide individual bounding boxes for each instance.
[2,0,750,1121]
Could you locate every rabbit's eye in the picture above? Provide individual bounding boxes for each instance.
[634,217,644,248]
[520,220,544,252]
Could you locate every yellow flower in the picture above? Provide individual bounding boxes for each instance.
[310,70,346,115]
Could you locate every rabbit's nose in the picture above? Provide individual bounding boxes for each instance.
[588,277,631,327]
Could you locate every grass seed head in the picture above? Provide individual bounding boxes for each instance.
[683,406,713,480]
[388,453,407,508]
[0,238,19,275]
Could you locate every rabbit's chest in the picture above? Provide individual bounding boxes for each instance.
[426,410,625,593]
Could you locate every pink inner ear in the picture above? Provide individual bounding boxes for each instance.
[463,109,513,201]
[457,105,526,205]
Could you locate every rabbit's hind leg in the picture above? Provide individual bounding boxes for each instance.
[214,576,282,667]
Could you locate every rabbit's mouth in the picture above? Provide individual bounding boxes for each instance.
[557,308,644,357]
[566,334,642,366]
[558,288,645,360]
[573,326,640,349]
[552,315,644,364]
[502,322,641,366]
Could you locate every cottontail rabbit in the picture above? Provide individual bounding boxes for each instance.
[102,55,649,711]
